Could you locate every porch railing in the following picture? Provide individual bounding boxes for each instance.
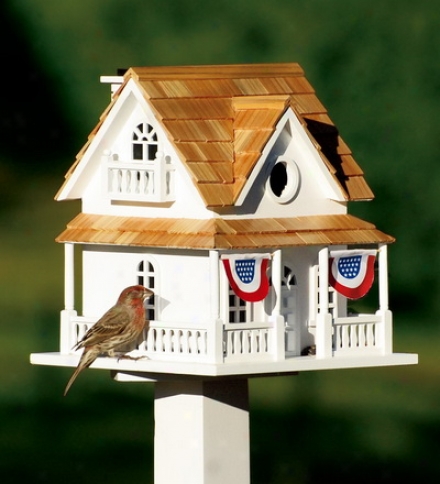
[63,316,214,363]
[311,310,392,358]
[223,322,274,361]
[61,315,276,364]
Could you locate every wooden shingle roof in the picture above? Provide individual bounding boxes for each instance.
[56,213,394,249]
[59,63,374,207]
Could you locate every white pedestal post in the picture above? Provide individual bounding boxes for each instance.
[154,378,250,484]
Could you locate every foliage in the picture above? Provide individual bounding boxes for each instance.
[1,0,438,482]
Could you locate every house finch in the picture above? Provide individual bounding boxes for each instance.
[64,285,154,396]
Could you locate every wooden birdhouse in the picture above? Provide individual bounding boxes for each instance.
[31,63,417,379]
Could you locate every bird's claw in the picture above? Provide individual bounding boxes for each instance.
[116,354,150,362]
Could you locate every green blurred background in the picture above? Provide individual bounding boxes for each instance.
[0,0,438,482]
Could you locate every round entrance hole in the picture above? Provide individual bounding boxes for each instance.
[267,157,300,204]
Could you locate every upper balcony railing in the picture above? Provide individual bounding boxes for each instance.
[102,151,175,203]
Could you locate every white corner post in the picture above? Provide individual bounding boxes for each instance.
[209,250,224,364]
[316,247,332,358]
[60,242,77,354]
[378,243,389,311]
[154,379,250,484]
[377,243,393,355]
[272,249,285,360]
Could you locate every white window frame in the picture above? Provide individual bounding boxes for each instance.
[136,258,158,321]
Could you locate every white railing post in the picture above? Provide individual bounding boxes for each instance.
[376,308,393,355]
[316,247,332,358]
[272,315,286,361]
[60,243,77,354]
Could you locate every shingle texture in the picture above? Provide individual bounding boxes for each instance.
[60,63,374,207]
[56,213,394,249]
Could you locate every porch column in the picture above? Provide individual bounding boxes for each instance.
[377,243,392,354]
[271,250,285,360]
[154,379,250,484]
[209,250,220,320]
[272,249,282,316]
[209,250,223,363]
[318,247,329,314]
[316,247,332,358]
[60,242,77,354]
[64,242,75,311]
[378,244,389,311]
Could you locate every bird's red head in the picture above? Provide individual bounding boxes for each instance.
[118,285,154,304]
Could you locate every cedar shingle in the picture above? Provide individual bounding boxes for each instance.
[58,63,375,207]
[233,109,283,130]
[162,119,232,142]
[234,130,272,154]
[56,213,394,249]
[149,98,232,120]
[186,162,233,183]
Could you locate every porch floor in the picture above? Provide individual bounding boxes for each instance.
[30,351,418,382]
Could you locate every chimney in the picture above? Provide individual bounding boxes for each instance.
[100,68,127,98]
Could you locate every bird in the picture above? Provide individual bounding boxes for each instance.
[64,285,154,396]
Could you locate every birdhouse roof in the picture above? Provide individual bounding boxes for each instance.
[56,212,394,249]
[60,63,373,207]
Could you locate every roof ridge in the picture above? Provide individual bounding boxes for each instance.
[126,63,304,81]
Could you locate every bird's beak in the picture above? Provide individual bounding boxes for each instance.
[143,288,154,300]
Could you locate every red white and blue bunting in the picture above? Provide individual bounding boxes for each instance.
[221,253,271,302]
[329,250,377,300]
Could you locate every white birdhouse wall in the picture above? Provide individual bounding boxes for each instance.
[82,246,211,324]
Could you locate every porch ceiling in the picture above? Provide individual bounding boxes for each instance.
[56,213,395,249]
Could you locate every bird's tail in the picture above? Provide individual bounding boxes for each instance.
[64,348,99,396]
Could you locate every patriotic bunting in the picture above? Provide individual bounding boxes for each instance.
[221,253,270,302]
[329,250,377,299]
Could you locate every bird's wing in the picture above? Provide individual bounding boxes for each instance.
[76,305,132,348]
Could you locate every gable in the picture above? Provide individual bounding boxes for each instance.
[57,63,374,210]
[56,79,206,216]
[233,107,350,217]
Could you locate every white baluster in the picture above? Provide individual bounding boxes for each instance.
[157,329,164,353]
[242,330,250,354]
[249,330,257,353]
[130,169,138,194]
[367,323,375,347]
[350,324,358,348]
[335,325,341,350]
[341,325,349,349]
[358,324,366,347]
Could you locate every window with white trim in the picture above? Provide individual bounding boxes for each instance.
[137,260,157,320]
[227,286,270,324]
[132,123,158,161]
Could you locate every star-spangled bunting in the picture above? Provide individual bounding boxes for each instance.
[221,253,270,302]
[329,250,377,299]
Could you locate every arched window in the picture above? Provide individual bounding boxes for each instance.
[132,123,158,161]
[137,260,157,320]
